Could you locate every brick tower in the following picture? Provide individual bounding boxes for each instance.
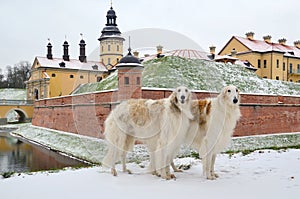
[116,48,143,101]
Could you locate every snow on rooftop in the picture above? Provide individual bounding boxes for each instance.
[36,56,107,72]
[235,36,300,57]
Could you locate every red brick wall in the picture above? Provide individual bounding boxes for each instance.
[235,104,300,136]
[32,89,300,138]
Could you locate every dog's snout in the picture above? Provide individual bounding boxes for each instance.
[180,95,185,104]
[233,97,238,104]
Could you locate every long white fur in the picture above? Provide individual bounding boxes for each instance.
[102,86,193,179]
[177,85,241,180]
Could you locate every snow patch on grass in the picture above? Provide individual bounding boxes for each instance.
[11,124,300,164]
[73,57,300,95]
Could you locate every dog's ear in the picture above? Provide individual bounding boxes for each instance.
[221,87,228,99]
[169,91,178,105]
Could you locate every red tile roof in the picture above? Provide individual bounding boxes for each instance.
[234,36,300,58]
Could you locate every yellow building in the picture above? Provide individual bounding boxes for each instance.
[219,32,300,83]
[26,41,107,100]
[26,5,125,100]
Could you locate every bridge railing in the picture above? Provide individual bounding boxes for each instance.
[0,99,34,105]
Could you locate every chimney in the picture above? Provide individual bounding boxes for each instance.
[263,35,272,43]
[294,40,300,48]
[245,32,254,40]
[278,38,287,45]
[62,41,70,61]
[209,46,216,59]
[157,45,163,55]
[231,49,237,57]
[209,46,216,55]
[47,42,53,59]
[133,51,139,58]
[79,39,87,62]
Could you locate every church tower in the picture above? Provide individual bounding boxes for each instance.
[98,5,124,69]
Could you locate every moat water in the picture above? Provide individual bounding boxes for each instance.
[0,129,88,174]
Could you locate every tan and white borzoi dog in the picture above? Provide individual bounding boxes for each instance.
[102,86,193,179]
[174,85,241,180]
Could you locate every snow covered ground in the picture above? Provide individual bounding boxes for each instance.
[0,88,26,100]
[1,149,299,199]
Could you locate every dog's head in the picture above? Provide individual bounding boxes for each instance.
[171,86,192,105]
[220,85,240,106]
[170,86,194,119]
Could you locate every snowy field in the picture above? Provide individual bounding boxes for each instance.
[1,149,299,199]
[1,124,299,198]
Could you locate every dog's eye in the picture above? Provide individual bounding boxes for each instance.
[227,89,231,93]
[178,89,181,92]
[185,89,188,92]
[236,89,238,92]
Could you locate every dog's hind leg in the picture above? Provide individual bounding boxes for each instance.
[171,161,183,172]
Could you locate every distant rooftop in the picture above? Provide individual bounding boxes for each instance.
[35,56,107,72]
[222,35,300,58]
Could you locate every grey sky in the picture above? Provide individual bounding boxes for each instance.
[1,0,300,71]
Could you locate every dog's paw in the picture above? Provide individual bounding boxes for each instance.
[206,175,217,180]
[111,168,118,176]
[124,169,132,174]
[213,173,219,178]
[174,168,183,172]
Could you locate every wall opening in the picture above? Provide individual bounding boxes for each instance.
[6,109,27,123]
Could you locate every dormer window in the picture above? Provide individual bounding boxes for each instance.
[92,64,98,70]
[288,51,295,55]
[59,62,66,67]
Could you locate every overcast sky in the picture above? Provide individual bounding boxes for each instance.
[1,0,300,71]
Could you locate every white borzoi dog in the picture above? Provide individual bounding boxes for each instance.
[173,85,241,180]
[102,86,193,179]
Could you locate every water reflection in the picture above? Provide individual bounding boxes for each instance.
[0,132,88,173]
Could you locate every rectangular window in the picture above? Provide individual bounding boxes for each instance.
[108,45,111,51]
[276,59,279,68]
[283,62,286,71]
[70,75,74,78]
[136,77,141,85]
[124,77,129,85]
[80,75,84,79]
[108,58,111,65]
[117,45,119,51]
[289,63,293,73]
[257,59,261,68]
[97,77,102,82]
[51,73,56,77]
[297,64,300,73]
[263,60,267,68]
[276,76,279,80]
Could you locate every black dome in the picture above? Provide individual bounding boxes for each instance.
[107,7,116,16]
[80,39,85,44]
[119,51,141,64]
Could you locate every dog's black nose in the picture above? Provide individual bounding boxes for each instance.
[233,97,238,104]
[180,95,185,103]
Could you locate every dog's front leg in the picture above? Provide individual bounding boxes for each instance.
[210,153,219,178]
[121,151,132,174]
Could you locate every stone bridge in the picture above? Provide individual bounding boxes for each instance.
[0,99,34,124]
